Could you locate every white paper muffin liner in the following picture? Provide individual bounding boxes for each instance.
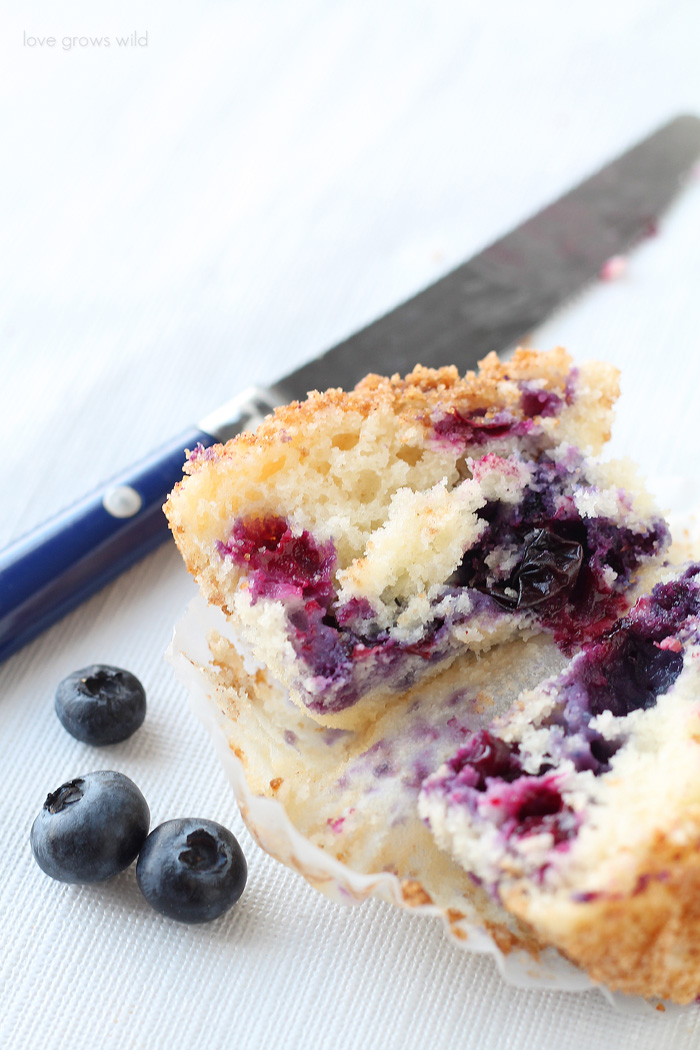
[165,477,700,1015]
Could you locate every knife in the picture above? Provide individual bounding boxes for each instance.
[2,114,700,664]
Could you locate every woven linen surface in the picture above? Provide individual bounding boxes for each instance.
[2,1,700,1047]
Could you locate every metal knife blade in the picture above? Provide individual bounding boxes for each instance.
[277,114,700,403]
[2,114,699,663]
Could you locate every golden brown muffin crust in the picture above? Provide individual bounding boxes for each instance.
[178,346,615,479]
[505,813,700,1003]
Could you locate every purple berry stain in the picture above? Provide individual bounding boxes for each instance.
[432,410,521,447]
[519,382,562,419]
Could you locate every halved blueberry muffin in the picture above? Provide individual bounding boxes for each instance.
[419,563,700,1002]
[165,349,668,729]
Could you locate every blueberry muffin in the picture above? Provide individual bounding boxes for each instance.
[165,349,668,729]
[419,563,700,1002]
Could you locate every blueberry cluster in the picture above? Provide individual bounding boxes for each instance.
[30,665,248,924]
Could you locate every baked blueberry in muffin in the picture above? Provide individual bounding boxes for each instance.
[419,563,700,1002]
[165,349,668,728]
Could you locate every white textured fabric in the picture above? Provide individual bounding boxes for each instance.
[2,1,700,1047]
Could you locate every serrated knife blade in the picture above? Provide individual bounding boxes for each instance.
[2,114,700,663]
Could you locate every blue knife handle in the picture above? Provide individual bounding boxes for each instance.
[0,427,215,663]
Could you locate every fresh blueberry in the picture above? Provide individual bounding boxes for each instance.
[55,665,147,745]
[136,818,247,924]
[30,770,150,883]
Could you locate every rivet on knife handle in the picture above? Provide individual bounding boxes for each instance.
[0,387,286,664]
